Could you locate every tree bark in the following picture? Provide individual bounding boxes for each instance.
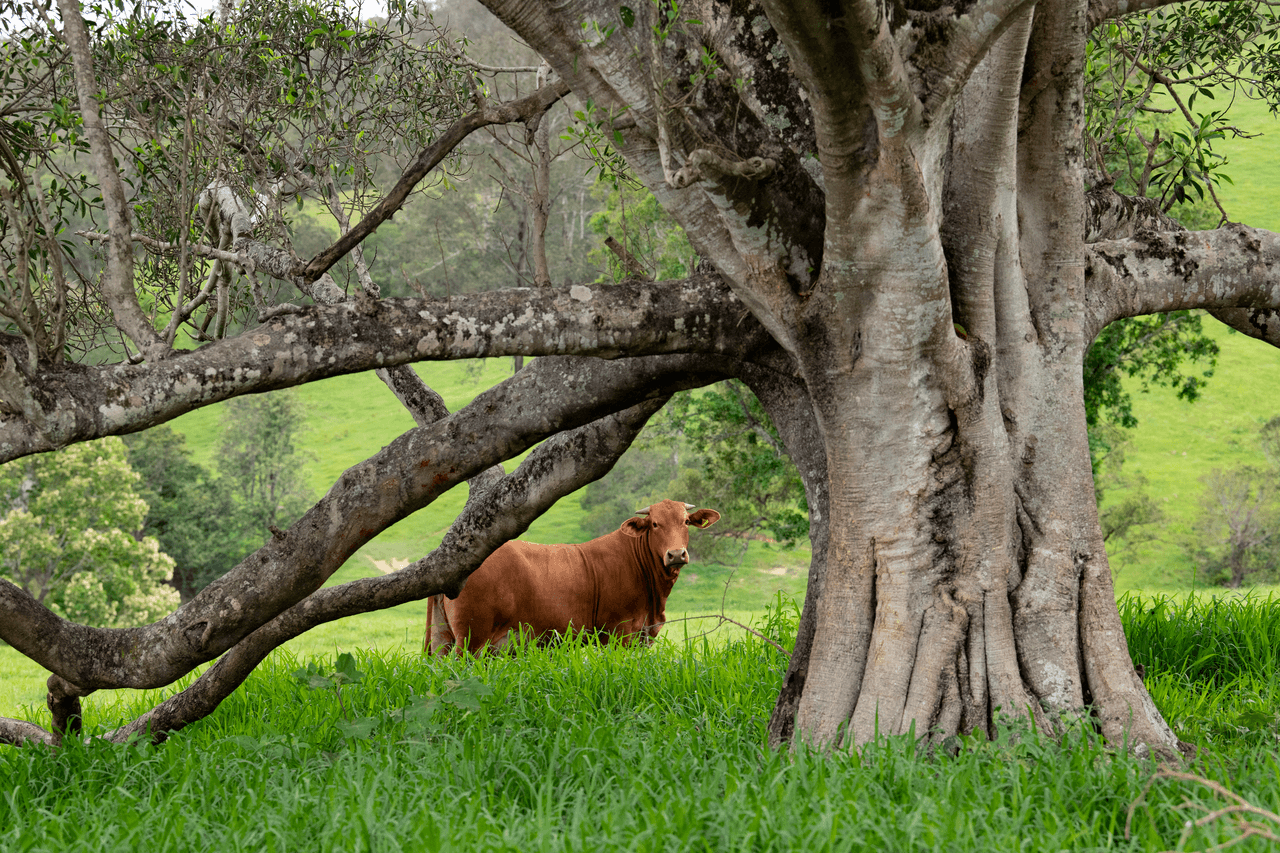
[472,0,1280,757]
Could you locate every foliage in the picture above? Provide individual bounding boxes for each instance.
[0,0,475,356]
[122,425,253,601]
[3,596,1280,851]
[1084,2,1280,217]
[1084,311,1218,432]
[216,390,313,535]
[1084,310,1217,519]
[0,437,179,627]
[587,181,697,282]
[122,393,312,601]
[658,381,808,549]
[1191,459,1280,588]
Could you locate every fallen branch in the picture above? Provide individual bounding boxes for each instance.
[1126,769,1280,852]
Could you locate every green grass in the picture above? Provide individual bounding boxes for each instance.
[3,597,1280,852]
[1122,593,1280,750]
[1209,94,1280,233]
[1105,318,1280,592]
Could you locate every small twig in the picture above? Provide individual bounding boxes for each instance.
[1126,770,1280,852]
[604,235,652,280]
[77,229,251,269]
[661,613,791,659]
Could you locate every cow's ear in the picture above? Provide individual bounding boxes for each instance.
[621,517,649,537]
[686,509,721,529]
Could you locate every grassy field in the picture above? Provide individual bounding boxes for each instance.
[2,596,1279,852]
[1105,317,1280,592]
[1099,86,1280,593]
[1207,93,1280,233]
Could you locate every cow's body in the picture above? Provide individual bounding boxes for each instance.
[425,500,720,654]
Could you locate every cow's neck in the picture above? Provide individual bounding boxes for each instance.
[630,530,669,627]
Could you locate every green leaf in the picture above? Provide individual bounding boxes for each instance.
[336,717,378,739]
[334,652,364,684]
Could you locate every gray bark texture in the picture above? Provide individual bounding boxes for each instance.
[4,0,1280,753]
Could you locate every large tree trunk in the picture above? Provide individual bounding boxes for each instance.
[476,0,1204,758]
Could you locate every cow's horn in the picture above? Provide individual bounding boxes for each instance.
[683,502,696,510]
[634,506,651,515]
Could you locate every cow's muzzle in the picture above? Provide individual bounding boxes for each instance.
[664,548,689,567]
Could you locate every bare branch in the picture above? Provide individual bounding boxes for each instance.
[604,236,652,280]
[55,0,167,362]
[299,79,570,284]
[0,276,759,461]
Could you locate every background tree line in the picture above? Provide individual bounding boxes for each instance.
[0,390,312,623]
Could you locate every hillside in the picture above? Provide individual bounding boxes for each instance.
[1103,93,1280,593]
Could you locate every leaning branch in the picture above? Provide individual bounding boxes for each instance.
[299,79,570,284]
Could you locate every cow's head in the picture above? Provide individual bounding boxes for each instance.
[621,499,721,568]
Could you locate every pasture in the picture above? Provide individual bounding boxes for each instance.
[4,24,1280,853]
[2,595,1280,852]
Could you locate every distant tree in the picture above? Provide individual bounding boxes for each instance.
[587,183,698,283]
[123,425,253,601]
[217,391,313,536]
[662,382,807,549]
[1193,465,1279,588]
[1091,424,1163,568]
[0,438,179,626]
[1260,415,1280,469]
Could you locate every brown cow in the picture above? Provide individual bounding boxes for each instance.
[424,499,720,654]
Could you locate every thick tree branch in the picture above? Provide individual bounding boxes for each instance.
[1085,184,1184,242]
[0,352,738,692]
[102,397,672,743]
[1207,307,1280,349]
[1085,224,1280,342]
[1087,0,1187,30]
[0,276,760,462]
[0,716,56,747]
